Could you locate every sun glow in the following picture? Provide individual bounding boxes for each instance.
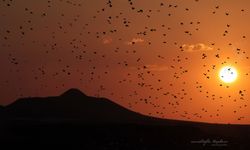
[219,66,238,83]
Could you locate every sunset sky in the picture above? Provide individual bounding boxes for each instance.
[1,0,250,124]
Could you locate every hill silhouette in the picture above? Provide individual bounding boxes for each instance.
[0,89,250,149]
[0,105,3,112]
[0,88,201,126]
[0,88,175,124]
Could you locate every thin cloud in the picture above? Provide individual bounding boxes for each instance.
[125,38,144,45]
[102,37,112,44]
[130,64,168,72]
[182,43,213,52]
[145,64,168,71]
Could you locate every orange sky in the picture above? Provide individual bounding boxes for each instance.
[1,0,250,124]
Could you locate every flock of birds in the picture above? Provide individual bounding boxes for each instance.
[1,0,250,124]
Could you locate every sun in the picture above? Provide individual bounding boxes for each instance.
[219,66,238,83]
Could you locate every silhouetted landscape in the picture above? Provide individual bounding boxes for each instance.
[0,88,250,149]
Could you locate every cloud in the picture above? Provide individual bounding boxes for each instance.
[145,64,168,71]
[182,43,213,52]
[125,38,144,45]
[130,64,168,72]
[102,37,112,44]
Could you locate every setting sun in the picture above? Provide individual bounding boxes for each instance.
[219,66,238,83]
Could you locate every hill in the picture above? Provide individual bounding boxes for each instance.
[0,88,178,125]
[0,88,203,126]
[0,88,250,149]
[0,105,3,112]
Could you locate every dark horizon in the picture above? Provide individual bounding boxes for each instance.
[1,87,250,149]
[0,87,249,126]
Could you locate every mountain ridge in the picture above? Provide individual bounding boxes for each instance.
[0,88,168,125]
[1,88,250,149]
[0,88,249,127]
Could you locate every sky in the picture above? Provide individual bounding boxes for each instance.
[1,0,250,124]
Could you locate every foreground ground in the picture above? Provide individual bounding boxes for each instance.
[1,119,250,150]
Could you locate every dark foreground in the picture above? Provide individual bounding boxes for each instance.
[0,89,250,149]
[1,120,250,150]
